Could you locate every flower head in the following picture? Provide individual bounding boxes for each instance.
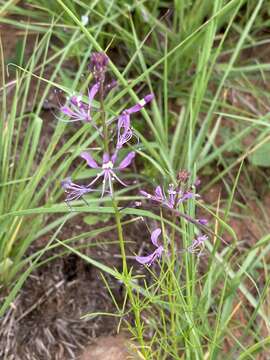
[177,169,190,183]
[188,234,208,254]
[60,83,99,123]
[136,228,164,265]
[61,177,93,207]
[140,184,195,210]
[116,113,133,150]
[116,94,154,150]
[89,52,109,82]
[197,218,208,225]
[80,150,135,197]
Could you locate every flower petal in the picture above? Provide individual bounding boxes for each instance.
[196,234,208,245]
[178,191,194,204]
[135,252,156,265]
[140,190,152,199]
[188,234,208,253]
[111,151,118,164]
[118,112,130,129]
[126,93,154,114]
[88,82,100,103]
[154,186,164,200]
[118,151,135,169]
[136,246,163,265]
[60,106,73,116]
[103,152,110,164]
[61,177,72,189]
[198,218,208,225]
[117,113,132,149]
[151,228,162,247]
[80,152,99,168]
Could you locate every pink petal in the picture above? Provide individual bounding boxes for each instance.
[151,228,161,247]
[88,82,100,103]
[154,186,164,200]
[126,93,154,114]
[135,252,156,265]
[111,151,118,164]
[140,190,152,198]
[103,152,110,164]
[80,151,99,168]
[196,235,208,245]
[118,151,135,169]
[60,106,72,116]
[136,246,163,265]
[118,112,130,129]
[61,177,72,189]
[198,218,208,225]
[178,192,194,203]
[144,93,154,103]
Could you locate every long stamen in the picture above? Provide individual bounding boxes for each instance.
[111,171,127,187]
[88,171,104,187]
[101,171,108,197]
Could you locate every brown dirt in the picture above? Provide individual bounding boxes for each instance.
[79,335,139,360]
[0,212,150,359]
[0,249,122,359]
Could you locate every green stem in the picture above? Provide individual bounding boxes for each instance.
[99,81,109,153]
[111,194,127,275]
[98,77,146,356]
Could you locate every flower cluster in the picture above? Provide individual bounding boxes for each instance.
[137,172,209,265]
[135,228,164,265]
[60,52,209,267]
[60,52,153,206]
[135,228,208,266]
[140,184,195,210]
[60,83,100,124]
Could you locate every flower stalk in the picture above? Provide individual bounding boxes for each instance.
[96,65,128,274]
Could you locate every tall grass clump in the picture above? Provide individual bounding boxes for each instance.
[0,20,110,293]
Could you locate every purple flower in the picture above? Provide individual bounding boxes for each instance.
[140,184,195,209]
[124,94,154,114]
[80,150,135,196]
[135,228,164,265]
[61,177,93,207]
[116,94,154,150]
[60,83,99,123]
[116,114,133,150]
[89,52,109,82]
[197,218,208,225]
[187,234,208,253]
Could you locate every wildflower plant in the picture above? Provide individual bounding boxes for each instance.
[61,52,210,358]
[61,51,154,275]
[61,51,210,268]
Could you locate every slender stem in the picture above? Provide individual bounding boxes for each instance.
[112,193,127,275]
[98,73,146,356]
[99,81,109,153]
[99,81,127,274]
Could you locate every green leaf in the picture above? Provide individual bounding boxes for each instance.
[83,214,111,225]
[249,142,270,167]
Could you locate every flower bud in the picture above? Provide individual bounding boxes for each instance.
[89,52,109,82]
[177,169,190,183]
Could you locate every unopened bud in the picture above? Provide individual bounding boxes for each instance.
[89,52,109,82]
[177,169,190,183]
